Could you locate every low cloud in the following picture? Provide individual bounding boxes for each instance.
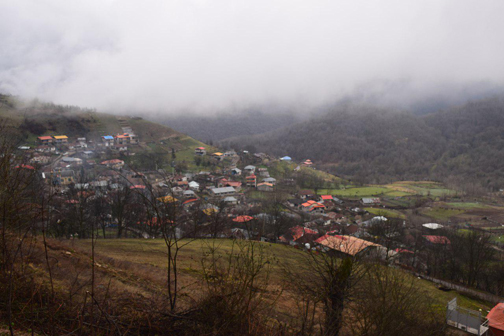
[1,0,504,113]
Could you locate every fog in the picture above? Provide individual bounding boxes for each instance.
[1,0,504,114]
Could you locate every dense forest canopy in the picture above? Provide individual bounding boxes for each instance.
[222,96,504,190]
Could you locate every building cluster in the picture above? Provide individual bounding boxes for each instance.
[19,137,470,268]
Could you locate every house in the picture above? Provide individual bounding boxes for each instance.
[15,164,35,171]
[37,136,53,145]
[189,181,200,191]
[232,215,254,223]
[280,156,292,161]
[101,159,125,169]
[171,186,184,196]
[223,150,236,157]
[422,223,444,230]
[245,174,257,187]
[30,156,51,165]
[298,190,314,199]
[223,196,238,205]
[303,159,313,166]
[319,195,333,202]
[210,187,236,197]
[218,178,242,191]
[301,200,326,214]
[102,135,115,147]
[487,303,504,336]
[257,168,269,177]
[36,145,56,153]
[82,151,94,159]
[243,165,256,174]
[315,234,381,258]
[115,133,138,145]
[157,195,178,203]
[91,180,108,189]
[361,198,381,205]
[58,170,75,185]
[257,182,273,192]
[195,147,206,155]
[53,135,69,144]
[262,177,276,185]
[183,190,196,198]
[183,198,199,208]
[231,168,242,176]
[115,144,128,151]
[212,152,223,158]
[280,226,319,246]
[62,157,83,165]
[423,235,451,246]
[224,181,242,191]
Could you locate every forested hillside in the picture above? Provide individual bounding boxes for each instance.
[223,96,504,190]
[157,108,303,142]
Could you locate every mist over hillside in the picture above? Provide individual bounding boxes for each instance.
[221,96,504,190]
[151,83,503,142]
[156,107,305,142]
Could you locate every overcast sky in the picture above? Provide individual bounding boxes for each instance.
[1,0,504,113]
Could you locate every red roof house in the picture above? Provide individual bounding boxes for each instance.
[423,235,451,245]
[487,303,504,336]
[233,215,254,223]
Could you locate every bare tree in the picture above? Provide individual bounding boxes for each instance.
[284,250,363,336]
[348,264,446,336]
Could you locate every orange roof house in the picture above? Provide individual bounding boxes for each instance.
[233,215,254,223]
[301,200,326,212]
[315,235,380,257]
[53,135,68,143]
[38,136,53,143]
[423,235,451,245]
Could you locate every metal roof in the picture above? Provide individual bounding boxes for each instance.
[211,187,235,194]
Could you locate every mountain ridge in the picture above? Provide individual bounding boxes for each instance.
[221,96,504,189]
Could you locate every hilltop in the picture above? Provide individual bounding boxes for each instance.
[0,94,212,171]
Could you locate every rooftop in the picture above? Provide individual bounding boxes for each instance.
[315,235,380,256]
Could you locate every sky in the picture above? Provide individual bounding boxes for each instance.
[1,0,504,113]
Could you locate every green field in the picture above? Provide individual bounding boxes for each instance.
[444,202,489,209]
[325,186,390,197]
[316,181,458,199]
[421,208,466,220]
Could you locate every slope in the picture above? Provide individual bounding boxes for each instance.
[224,96,504,189]
[0,94,213,171]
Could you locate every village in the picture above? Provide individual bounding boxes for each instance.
[7,124,504,335]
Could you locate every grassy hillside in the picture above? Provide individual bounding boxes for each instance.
[0,94,214,171]
[2,233,495,335]
[69,238,494,312]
